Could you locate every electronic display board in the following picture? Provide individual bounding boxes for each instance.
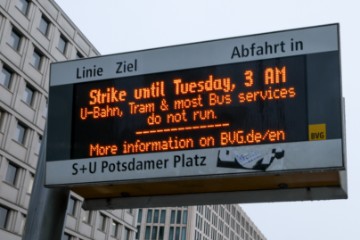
[46,24,346,206]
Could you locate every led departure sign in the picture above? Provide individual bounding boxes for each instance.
[46,24,346,207]
[72,56,307,159]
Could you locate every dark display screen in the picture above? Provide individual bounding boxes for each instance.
[71,56,308,159]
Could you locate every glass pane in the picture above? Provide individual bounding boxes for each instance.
[39,17,49,35]
[151,226,158,239]
[124,227,130,240]
[181,227,186,240]
[111,221,118,236]
[82,210,89,222]
[15,123,26,144]
[137,209,142,223]
[31,51,41,70]
[37,135,42,154]
[5,162,18,185]
[67,197,76,215]
[0,206,9,228]
[146,209,152,223]
[16,0,29,15]
[9,31,21,50]
[98,213,106,231]
[159,226,164,240]
[23,85,34,105]
[182,210,187,224]
[19,213,26,234]
[169,227,174,240]
[175,227,180,240]
[58,36,67,53]
[76,51,83,59]
[153,209,159,223]
[170,210,175,223]
[27,174,34,193]
[145,226,151,240]
[0,67,12,89]
[136,226,141,240]
[160,210,166,223]
[176,210,181,224]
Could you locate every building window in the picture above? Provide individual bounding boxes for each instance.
[36,134,42,154]
[98,213,106,231]
[145,226,151,240]
[176,210,182,224]
[42,98,48,117]
[110,220,119,237]
[16,0,30,15]
[0,109,5,132]
[0,65,13,89]
[151,226,158,240]
[76,51,83,59]
[14,121,27,145]
[170,210,175,224]
[0,205,10,229]
[5,162,19,186]
[160,209,166,223]
[169,227,174,240]
[27,173,34,194]
[82,209,92,224]
[58,35,68,54]
[136,226,141,240]
[67,196,77,216]
[0,110,3,131]
[146,209,152,223]
[62,233,73,240]
[181,227,186,240]
[137,209,142,223]
[175,227,181,240]
[159,226,165,240]
[23,84,35,106]
[124,227,131,240]
[9,28,22,51]
[39,15,50,36]
[19,213,26,234]
[31,49,43,70]
[153,209,159,223]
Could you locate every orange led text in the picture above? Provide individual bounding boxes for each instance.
[89,143,118,157]
[89,87,127,105]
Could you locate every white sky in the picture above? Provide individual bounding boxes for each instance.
[55,1,360,239]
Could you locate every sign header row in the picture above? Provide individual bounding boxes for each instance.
[50,24,339,86]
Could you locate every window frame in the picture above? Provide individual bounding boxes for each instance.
[5,161,19,186]
[58,34,68,55]
[31,48,43,71]
[110,220,119,237]
[8,28,22,51]
[23,83,35,107]
[98,213,106,232]
[67,196,77,216]
[76,51,84,59]
[82,209,92,224]
[0,109,5,132]
[16,0,30,16]
[0,65,13,89]
[14,121,28,145]
[27,173,34,194]
[38,14,50,36]
[0,205,10,229]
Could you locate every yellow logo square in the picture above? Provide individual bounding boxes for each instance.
[308,124,326,141]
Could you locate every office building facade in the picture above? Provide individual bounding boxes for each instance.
[136,205,267,240]
[0,0,137,239]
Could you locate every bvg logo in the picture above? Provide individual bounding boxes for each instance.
[308,124,326,140]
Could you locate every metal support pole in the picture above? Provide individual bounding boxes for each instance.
[23,132,70,240]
